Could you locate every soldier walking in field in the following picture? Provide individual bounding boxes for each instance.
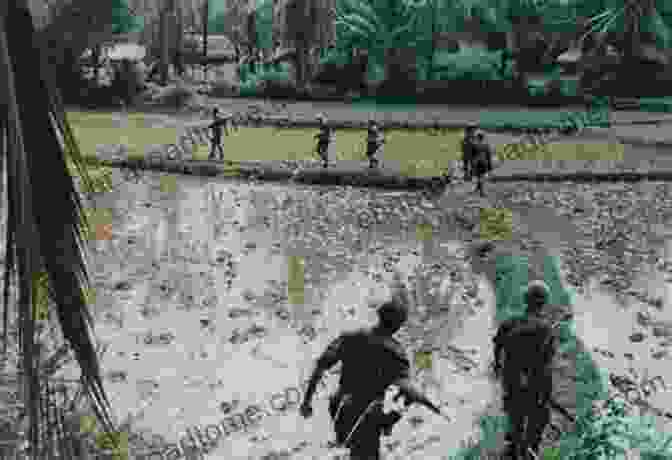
[366,119,385,169]
[299,272,451,460]
[492,280,560,460]
[471,131,494,197]
[208,107,230,162]
[461,123,478,181]
[314,114,333,168]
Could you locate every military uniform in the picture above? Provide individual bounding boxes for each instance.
[208,113,229,161]
[472,133,493,196]
[366,122,385,168]
[461,125,478,181]
[315,124,333,168]
[317,327,409,459]
[493,314,558,459]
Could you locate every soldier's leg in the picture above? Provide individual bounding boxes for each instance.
[347,417,382,460]
[367,143,376,168]
[209,141,216,160]
[525,405,550,457]
[319,144,328,167]
[503,392,527,459]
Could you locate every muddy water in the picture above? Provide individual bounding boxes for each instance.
[7,171,672,458]
[54,171,495,457]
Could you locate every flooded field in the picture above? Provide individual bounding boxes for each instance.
[2,170,672,459]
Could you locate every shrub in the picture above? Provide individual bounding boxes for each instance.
[432,48,508,81]
[238,65,294,97]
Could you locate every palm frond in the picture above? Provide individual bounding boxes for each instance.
[0,1,117,458]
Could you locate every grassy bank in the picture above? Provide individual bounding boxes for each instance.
[66,111,624,179]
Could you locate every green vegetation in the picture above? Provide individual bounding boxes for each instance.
[65,111,625,179]
[66,112,180,161]
[447,248,672,460]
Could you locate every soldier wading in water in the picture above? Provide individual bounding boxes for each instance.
[299,272,451,459]
[492,280,561,460]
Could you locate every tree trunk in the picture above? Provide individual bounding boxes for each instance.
[427,0,436,81]
[159,8,169,85]
[202,0,208,69]
[92,44,101,83]
[295,42,307,88]
[174,4,184,77]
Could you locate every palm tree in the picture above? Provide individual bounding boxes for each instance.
[0,1,118,457]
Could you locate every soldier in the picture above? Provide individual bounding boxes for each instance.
[472,131,494,197]
[461,123,478,181]
[208,107,230,162]
[299,272,451,460]
[492,280,559,460]
[314,114,333,168]
[366,119,385,169]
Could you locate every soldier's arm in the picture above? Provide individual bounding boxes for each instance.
[492,320,514,373]
[302,335,346,405]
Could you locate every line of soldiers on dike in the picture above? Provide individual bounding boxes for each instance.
[315,116,495,191]
[204,109,494,195]
[299,263,569,460]
[315,113,386,170]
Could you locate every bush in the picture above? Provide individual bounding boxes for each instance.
[432,48,508,81]
[238,65,295,98]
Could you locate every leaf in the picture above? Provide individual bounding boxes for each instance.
[341,13,379,35]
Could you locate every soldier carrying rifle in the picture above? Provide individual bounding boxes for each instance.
[461,122,478,181]
[366,119,385,169]
[468,130,494,197]
[314,113,333,168]
[300,271,451,460]
[493,280,564,460]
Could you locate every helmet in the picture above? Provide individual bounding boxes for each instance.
[377,298,408,330]
[523,280,550,309]
[465,123,478,137]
